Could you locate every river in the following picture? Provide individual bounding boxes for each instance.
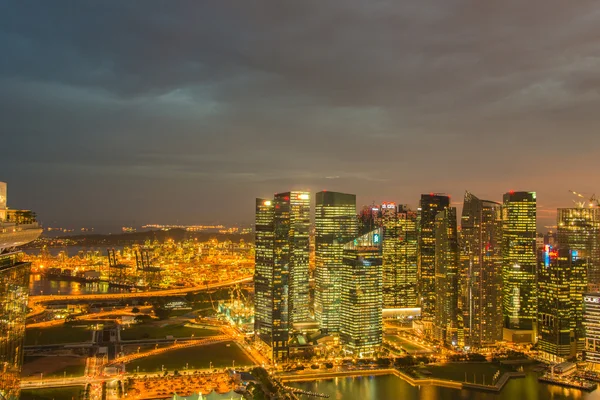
[289,370,600,400]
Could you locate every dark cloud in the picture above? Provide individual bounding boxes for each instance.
[2,1,600,230]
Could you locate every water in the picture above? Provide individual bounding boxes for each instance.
[29,274,128,296]
[289,371,600,400]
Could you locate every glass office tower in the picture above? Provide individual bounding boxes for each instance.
[418,194,451,334]
[434,207,462,346]
[314,191,357,333]
[253,198,277,356]
[460,192,503,348]
[395,205,418,308]
[557,207,600,290]
[502,191,537,342]
[253,191,310,362]
[0,254,31,400]
[340,229,383,358]
[584,293,600,369]
[538,247,587,361]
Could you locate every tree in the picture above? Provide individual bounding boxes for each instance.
[131,307,140,313]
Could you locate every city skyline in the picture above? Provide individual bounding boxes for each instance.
[2,2,600,228]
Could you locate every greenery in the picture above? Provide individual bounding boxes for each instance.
[127,341,252,372]
[25,326,92,346]
[119,323,219,340]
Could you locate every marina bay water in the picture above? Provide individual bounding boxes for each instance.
[289,372,600,400]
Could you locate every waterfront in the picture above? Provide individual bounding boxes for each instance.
[289,370,600,400]
[29,273,128,296]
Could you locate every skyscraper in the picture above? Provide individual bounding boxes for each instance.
[380,202,400,308]
[557,207,600,290]
[538,247,587,361]
[460,192,503,348]
[502,191,537,343]
[254,191,310,361]
[0,183,42,400]
[253,198,277,356]
[584,293,600,369]
[314,191,357,333]
[418,194,450,335]
[434,207,462,346]
[340,229,383,358]
[395,205,418,308]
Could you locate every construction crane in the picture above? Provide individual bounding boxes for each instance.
[569,190,599,208]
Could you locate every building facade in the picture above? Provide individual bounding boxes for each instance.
[418,194,451,334]
[314,191,357,333]
[340,229,383,358]
[460,192,503,348]
[502,191,537,343]
[254,191,311,361]
[538,247,587,361]
[0,182,42,400]
[557,207,600,290]
[395,205,419,308]
[584,293,600,368]
[434,207,462,346]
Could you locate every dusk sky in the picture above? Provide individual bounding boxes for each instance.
[2,1,600,231]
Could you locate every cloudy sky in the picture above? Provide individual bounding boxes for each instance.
[2,1,600,230]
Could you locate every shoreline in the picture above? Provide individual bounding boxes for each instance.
[279,367,526,393]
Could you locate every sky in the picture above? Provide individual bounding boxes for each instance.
[2,1,600,231]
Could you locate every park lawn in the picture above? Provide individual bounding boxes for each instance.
[384,335,425,352]
[119,323,220,340]
[127,341,253,373]
[23,355,87,379]
[418,362,513,383]
[25,325,93,346]
[21,386,84,400]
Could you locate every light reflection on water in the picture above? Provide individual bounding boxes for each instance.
[29,274,127,296]
[290,372,600,400]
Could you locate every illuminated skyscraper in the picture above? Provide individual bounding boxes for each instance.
[0,183,42,400]
[314,191,357,333]
[460,192,503,347]
[557,207,600,290]
[418,194,450,333]
[584,293,600,369]
[434,207,462,346]
[502,191,537,343]
[253,191,310,362]
[275,191,311,326]
[380,202,400,308]
[395,205,418,308]
[253,198,277,357]
[340,229,383,357]
[538,247,587,361]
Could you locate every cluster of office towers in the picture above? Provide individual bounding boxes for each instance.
[254,190,600,363]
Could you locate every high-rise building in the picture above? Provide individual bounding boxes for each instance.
[253,198,277,356]
[253,191,310,362]
[418,194,450,334]
[557,207,600,290]
[584,293,600,369]
[314,191,357,333]
[460,192,503,348]
[395,205,418,309]
[538,247,587,361]
[340,229,383,358]
[502,191,537,343]
[0,183,42,400]
[380,202,399,308]
[434,207,462,346]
